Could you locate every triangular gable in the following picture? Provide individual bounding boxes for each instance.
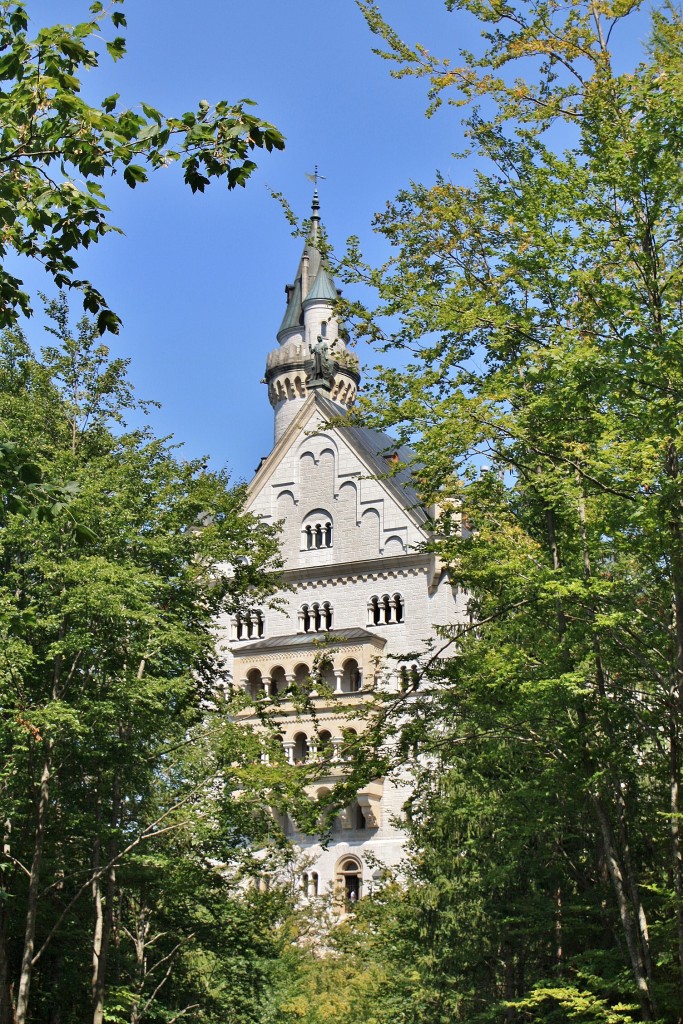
[247,391,430,536]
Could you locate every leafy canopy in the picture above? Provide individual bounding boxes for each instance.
[0,0,284,334]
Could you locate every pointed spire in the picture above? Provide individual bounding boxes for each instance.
[303,263,338,305]
[311,188,320,242]
[277,187,332,341]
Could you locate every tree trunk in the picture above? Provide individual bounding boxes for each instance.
[0,818,14,1024]
[92,782,120,1024]
[665,440,683,993]
[576,485,656,996]
[548,499,657,1017]
[15,750,51,1024]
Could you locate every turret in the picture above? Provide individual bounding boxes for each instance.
[264,191,360,443]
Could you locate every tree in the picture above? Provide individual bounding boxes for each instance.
[338,0,683,1020]
[0,299,286,1023]
[0,0,284,334]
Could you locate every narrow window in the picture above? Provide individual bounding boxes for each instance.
[324,522,332,547]
[372,596,380,626]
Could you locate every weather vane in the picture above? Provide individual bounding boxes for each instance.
[305,164,326,186]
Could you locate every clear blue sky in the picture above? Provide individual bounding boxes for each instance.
[21,1,652,480]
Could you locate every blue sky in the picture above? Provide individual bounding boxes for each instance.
[20,1,652,480]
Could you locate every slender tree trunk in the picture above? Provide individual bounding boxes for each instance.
[92,781,120,1024]
[664,441,683,993]
[0,907,11,1024]
[554,882,563,973]
[0,818,13,1024]
[547,501,657,1018]
[15,750,51,1024]
[577,485,656,994]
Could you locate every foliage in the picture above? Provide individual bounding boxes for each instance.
[0,298,287,1023]
[327,0,683,1021]
[0,0,284,333]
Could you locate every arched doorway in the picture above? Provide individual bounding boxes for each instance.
[336,856,362,905]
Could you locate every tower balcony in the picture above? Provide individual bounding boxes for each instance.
[232,626,386,706]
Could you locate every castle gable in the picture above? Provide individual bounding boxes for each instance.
[246,393,429,572]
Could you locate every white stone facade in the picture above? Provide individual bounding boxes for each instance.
[219,204,467,902]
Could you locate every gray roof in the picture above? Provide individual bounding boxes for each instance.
[303,264,338,304]
[278,277,302,335]
[277,196,338,339]
[314,393,429,527]
[233,626,385,655]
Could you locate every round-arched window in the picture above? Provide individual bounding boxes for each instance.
[336,857,362,905]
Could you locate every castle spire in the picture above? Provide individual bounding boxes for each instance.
[265,190,359,443]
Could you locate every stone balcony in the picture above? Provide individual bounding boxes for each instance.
[231,626,386,702]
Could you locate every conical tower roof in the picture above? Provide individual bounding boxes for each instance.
[303,264,338,305]
[277,190,338,340]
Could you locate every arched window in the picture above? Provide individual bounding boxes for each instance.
[320,320,327,338]
[311,871,319,897]
[270,666,287,696]
[301,510,333,551]
[246,668,263,700]
[299,604,333,634]
[234,610,265,641]
[367,594,404,626]
[336,857,362,906]
[400,663,420,691]
[293,732,308,764]
[293,663,310,687]
[318,730,333,758]
[342,658,361,693]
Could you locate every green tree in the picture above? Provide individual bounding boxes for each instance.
[337,0,683,1020]
[0,299,286,1023]
[0,0,284,334]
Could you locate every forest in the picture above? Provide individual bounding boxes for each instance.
[3,0,683,1021]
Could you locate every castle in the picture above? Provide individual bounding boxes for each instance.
[219,192,465,900]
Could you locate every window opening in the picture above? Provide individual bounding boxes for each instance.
[235,610,264,641]
[301,513,333,550]
[337,858,362,905]
[367,594,404,626]
[300,604,333,633]
[293,732,308,763]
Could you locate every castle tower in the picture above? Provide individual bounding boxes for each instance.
[221,195,466,904]
[265,191,360,442]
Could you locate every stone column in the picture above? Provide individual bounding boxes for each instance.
[283,742,295,765]
[261,675,272,697]
[333,669,344,695]
[331,738,343,762]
